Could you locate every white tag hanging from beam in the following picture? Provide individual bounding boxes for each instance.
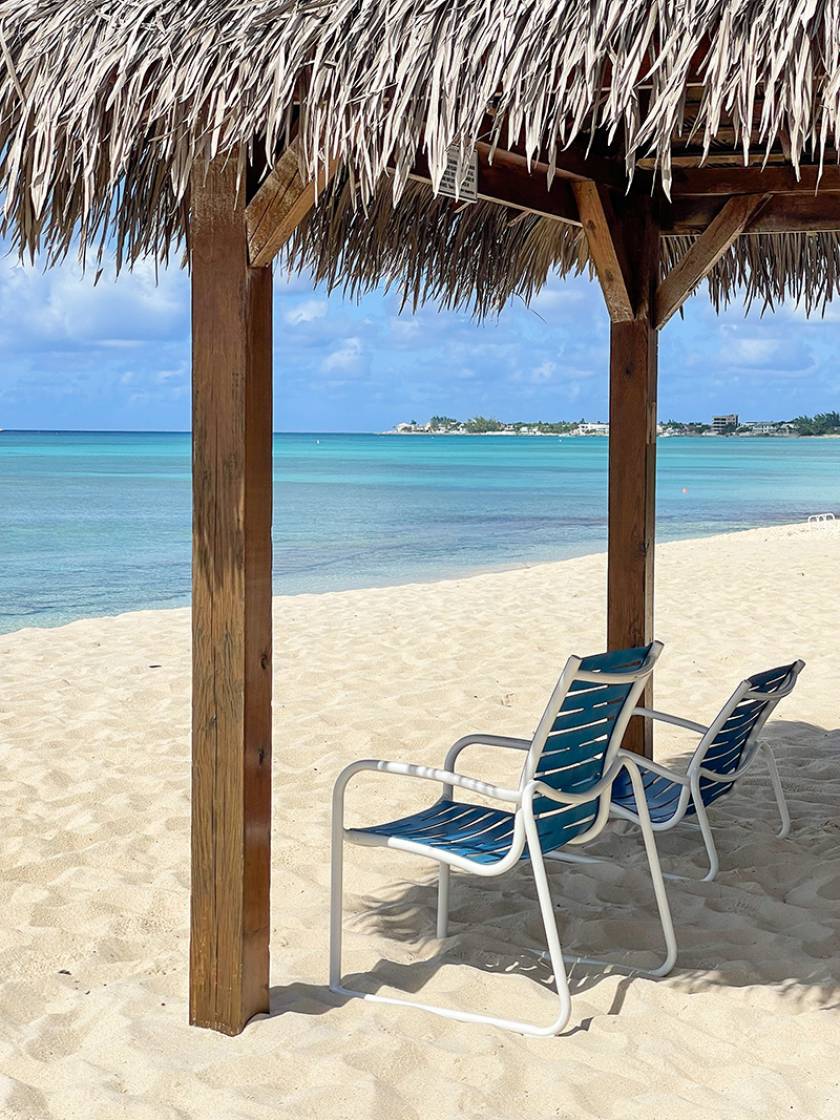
[437,146,478,203]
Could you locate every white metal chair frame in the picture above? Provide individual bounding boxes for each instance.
[610,660,805,883]
[330,644,677,1037]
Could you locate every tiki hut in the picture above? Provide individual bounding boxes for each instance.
[2,0,839,1035]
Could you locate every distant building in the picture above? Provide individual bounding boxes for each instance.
[573,422,609,436]
[712,413,739,433]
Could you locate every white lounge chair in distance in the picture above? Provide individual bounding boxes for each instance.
[330,642,677,1037]
[610,661,805,882]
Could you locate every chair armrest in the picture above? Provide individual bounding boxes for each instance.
[634,707,709,735]
[333,758,521,820]
[443,733,531,774]
[696,748,761,784]
[615,748,690,785]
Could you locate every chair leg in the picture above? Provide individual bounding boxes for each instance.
[436,864,450,939]
[552,763,677,977]
[692,796,720,883]
[628,773,678,976]
[519,821,573,1035]
[329,821,345,989]
[331,845,573,1035]
[762,744,791,838]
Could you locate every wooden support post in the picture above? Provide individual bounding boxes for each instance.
[607,197,659,757]
[190,155,273,1034]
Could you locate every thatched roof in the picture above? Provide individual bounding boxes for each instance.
[3,1,840,315]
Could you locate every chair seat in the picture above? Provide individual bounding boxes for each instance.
[349,796,598,864]
[611,768,733,824]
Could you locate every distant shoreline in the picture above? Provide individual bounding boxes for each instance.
[379,430,840,439]
[3,428,840,439]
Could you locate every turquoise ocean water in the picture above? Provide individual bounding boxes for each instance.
[1,430,838,633]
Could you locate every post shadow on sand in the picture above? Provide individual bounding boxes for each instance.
[269,721,840,1031]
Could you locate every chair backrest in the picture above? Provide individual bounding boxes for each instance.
[520,642,662,849]
[689,661,805,800]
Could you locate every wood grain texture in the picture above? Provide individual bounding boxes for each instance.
[667,190,840,235]
[572,181,633,322]
[490,136,631,190]
[669,162,840,197]
[607,198,659,757]
[190,156,273,1034]
[246,140,336,267]
[656,193,769,328]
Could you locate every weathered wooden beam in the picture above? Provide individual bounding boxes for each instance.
[493,136,632,191]
[656,193,769,328]
[572,181,633,322]
[473,111,635,190]
[608,197,659,758]
[669,162,840,197]
[246,139,336,267]
[667,190,840,235]
[640,152,794,170]
[190,156,273,1035]
[406,146,582,226]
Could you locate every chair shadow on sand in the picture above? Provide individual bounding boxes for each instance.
[269,721,840,1033]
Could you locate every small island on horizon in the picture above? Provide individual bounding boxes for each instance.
[384,411,840,438]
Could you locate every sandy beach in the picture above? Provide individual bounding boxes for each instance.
[1,522,838,1119]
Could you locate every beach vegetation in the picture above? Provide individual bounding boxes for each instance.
[464,416,505,433]
[661,420,713,434]
[393,414,839,438]
[791,411,840,436]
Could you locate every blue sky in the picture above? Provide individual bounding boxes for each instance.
[0,247,838,431]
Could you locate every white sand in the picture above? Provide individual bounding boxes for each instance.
[1,523,839,1119]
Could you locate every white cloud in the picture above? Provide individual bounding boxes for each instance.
[322,336,362,372]
[729,338,780,364]
[531,359,556,383]
[390,317,421,340]
[0,253,186,350]
[284,298,327,325]
[274,269,319,296]
[531,287,586,313]
[718,328,814,375]
[2,238,837,431]
[511,359,556,385]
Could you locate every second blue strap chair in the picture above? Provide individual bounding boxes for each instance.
[610,661,805,882]
[330,641,676,1037]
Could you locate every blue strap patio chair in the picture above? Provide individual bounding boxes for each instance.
[330,642,677,1037]
[610,660,805,882]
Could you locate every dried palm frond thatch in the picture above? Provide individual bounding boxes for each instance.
[2,1,840,314]
[288,177,588,318]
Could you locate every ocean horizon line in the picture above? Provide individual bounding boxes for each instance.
[1,427,375,436]
[4,425,840,438]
